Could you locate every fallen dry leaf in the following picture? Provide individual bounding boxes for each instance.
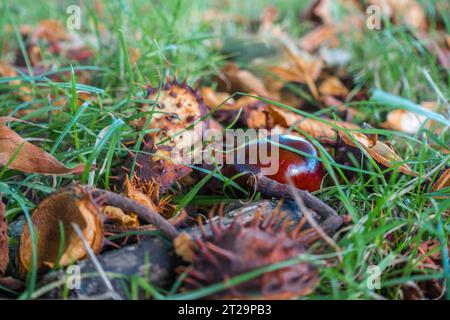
[339,131,417,176]
[30,19,69,43]
[0,199,8,275]
[18,186,103,275]
[221,62,274,98]
[319,76,349,97]
[299,25,337,52]
[0,62,32,102]
[200,87,235,110]
[0,118,87,175]
[401,239,447,299]
[431,168,450,199]
[381,101,440,134]
[268,106,359,139]
[282,46,321,99]
[312,0,335,25]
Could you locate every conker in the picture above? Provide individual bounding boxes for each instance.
[234,134,324,192]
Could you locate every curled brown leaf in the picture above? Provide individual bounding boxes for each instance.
[268,106,359,139]
[431,168,450,199]
[0,118,87,175]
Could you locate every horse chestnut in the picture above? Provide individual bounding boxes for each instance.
[234,134,323,192]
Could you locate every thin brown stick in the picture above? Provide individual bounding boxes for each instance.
[285,176,342,260]
[249,174,343,234]
[89,188,180,239]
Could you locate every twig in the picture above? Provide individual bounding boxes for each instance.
[89,188,180,239]
[285,176,342,261]
[249,174,343,234]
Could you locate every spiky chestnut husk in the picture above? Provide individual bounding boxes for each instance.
[122,135,193,194]
[134,77,209,160]
[179,211,319,299]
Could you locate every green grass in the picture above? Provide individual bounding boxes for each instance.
[1,0,449,300]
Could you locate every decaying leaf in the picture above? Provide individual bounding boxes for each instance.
[18,186,103,275]
[319,76,349,97]
[0,62,32,102]
[381,101,440,134]
[401,240,447,299]
[0,118,87,175]
[268,106,359,139]
[221,63,274,98]
[268,46,323,99]
[14,19,93,65]
[299,25,337,52]
[200,87,235,110]
[339,131,417,176]
[0,199,8,275]
[431,168,450,199]
[30,19,69,43]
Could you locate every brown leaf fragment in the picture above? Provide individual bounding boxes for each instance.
[339,131,417,176]
[30,19,69,43]
[221,62,273,98]
[381,101,440,134]
[0,62,32,102]
[401,240,448,299]
[268,106,359,139]
[18,186,104,276]
[318,76,349,97]
[200,87,235,110]
[431,168,450,199]
[282,46,321,99]
[381,109,426,134]
[299,25,336,52]
[0,199,8,275]
[0,119,87,175]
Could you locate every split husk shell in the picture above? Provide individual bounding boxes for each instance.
[18,186,103,276]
